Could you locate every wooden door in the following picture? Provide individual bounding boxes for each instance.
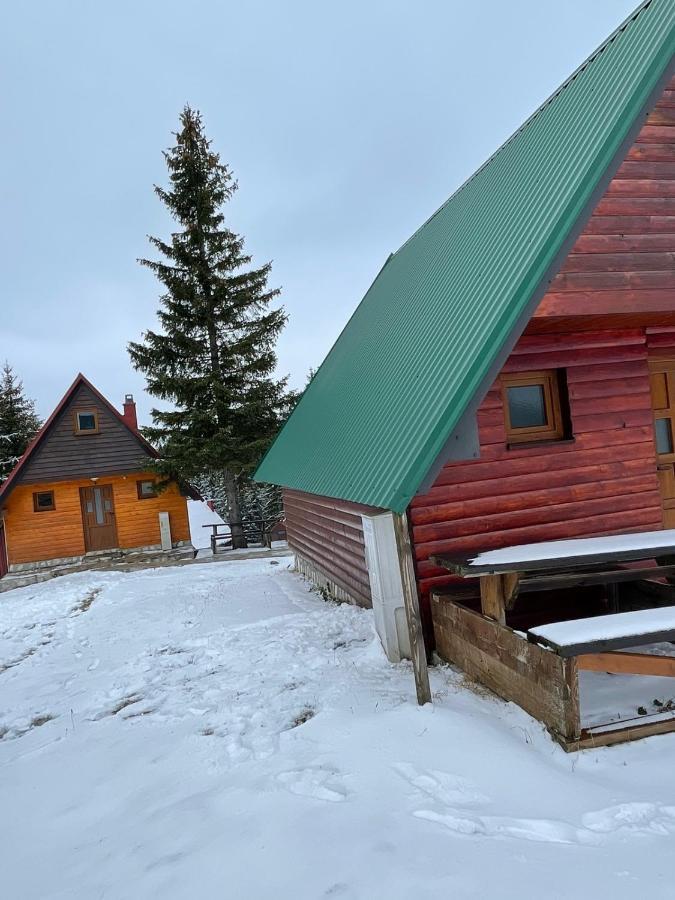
[649,358,675,527]
[79,484,118,551]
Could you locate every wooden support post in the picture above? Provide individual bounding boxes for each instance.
[503,572,520,610]
[562,657,580,742]
[392,512,432,706]
[479,574,506,624]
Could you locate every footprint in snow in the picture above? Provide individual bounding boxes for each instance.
[582,802,675,836]
[277,767,347,803]
[414,809,595,845]
[393,762,490,807]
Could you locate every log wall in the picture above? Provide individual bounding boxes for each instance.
[533,75,675,327]
[283,489,381,607]
[411,329,663,607]
[3,473,191,566]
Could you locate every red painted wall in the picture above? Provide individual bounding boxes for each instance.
[411,329,663,605]
[534,76,675,323]
[283,489,379,606]
[411,78,675,615]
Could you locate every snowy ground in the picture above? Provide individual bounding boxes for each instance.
[3,560,675,898]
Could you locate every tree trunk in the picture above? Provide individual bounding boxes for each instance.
[224,470,247,549]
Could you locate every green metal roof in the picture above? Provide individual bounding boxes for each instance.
[256,0,675,513]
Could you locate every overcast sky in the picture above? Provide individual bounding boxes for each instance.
[2,0,638,424]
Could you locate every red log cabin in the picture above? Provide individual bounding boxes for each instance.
[0,374,195,583]
[255,1,675,669]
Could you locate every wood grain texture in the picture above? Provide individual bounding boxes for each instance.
[393,512,431,705]
[532,82,675,324]
[3,474,190,566]
[283,488,379,607]
[16,384,152,484]
[577,651,675,677]
[431,598,580,740]
[412,331,663,607]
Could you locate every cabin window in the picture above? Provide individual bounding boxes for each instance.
[33,491,55,512]
[74,410,99,434]
[503,370,569,445]
[655,418,674,455]
[137,480,156,500]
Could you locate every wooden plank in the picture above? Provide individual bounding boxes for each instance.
[562,659,580,742]
[573,232,675,253]
[431,533,675,577]
[518,563,675,594]
[535,288,675,318]
[529,626,675,659]
[414,487,661,546]
[432,600,576,739]
[413,455,655,513]
[605,178,675,197]
[561,251,675,273]
[577,651,675,677]
[479,574,506,624]
[392,512,431,706]
[411,468,657,526]
[552,271,675,292]
[502,572,520,610]
[561,716,675,752]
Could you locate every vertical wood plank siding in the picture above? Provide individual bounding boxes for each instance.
[411,330,663,606]
[534,77,675,321]
[283,489,379,607]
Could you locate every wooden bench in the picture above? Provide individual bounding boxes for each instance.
[204,516,285,553]
[431,531,675,625]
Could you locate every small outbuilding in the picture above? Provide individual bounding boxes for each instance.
[0,374,194,580]
[256,2,675,744]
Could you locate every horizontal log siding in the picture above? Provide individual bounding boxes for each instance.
[411,330,663,608]
[17,384,151,484]
[3,474,191,565]
[534,77,675,322]
[283,489,380,607]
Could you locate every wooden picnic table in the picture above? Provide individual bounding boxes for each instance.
[431,529,675,625]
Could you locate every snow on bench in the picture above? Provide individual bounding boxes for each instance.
[465,529,675,572]
[529,607,675,657]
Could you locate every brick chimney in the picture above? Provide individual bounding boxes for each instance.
[122,394,138,431]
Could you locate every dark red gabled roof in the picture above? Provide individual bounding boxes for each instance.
[0,373,159,503]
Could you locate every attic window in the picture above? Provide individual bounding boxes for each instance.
[33,491,55,512]
[74,410,99,434]
[502,370,570,445]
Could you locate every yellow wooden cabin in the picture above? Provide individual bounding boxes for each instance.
[0,374,194,579]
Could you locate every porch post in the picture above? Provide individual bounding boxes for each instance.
[392,512,432,706]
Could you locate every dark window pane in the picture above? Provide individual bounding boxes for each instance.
[655,418,673,454]
[78,413,96,431]
[139,481,155,498]
[507,384,547,429]
[35,492,54,510]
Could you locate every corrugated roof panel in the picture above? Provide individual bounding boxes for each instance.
[255,0,675,513]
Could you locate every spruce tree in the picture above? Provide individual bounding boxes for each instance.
[129,106,288,548]
[0,363,41,481]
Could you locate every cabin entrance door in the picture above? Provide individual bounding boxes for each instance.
[80,484,118,552]
[649,357,675,528]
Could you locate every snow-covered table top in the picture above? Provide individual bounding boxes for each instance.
[529,607,675,657]
[432,530,675,576]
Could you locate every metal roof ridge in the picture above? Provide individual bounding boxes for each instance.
[394,0,656,258]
